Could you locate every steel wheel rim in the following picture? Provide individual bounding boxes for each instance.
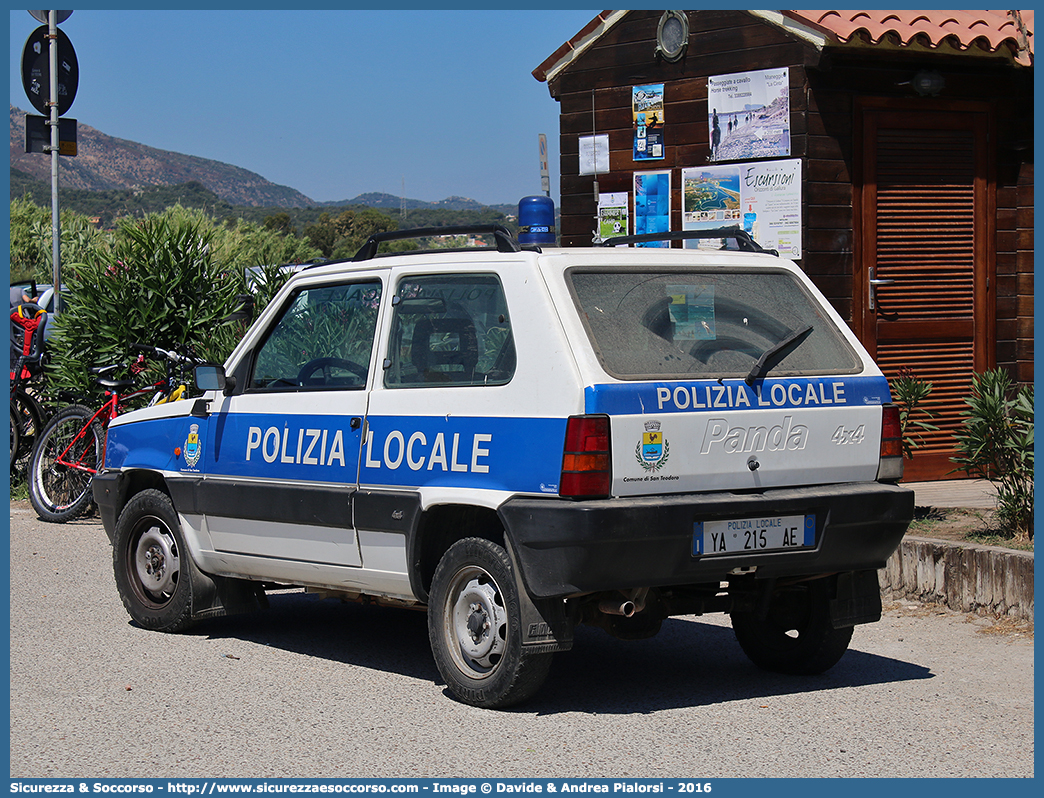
[130,517,181,606]
[443,564,507,679]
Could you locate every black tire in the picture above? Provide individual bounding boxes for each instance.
[731,578,853,675]
[11,390,44,473]
[113,489,208,633]
[28,404,101,523]
[10,404,20,470]
[428,537,553,709]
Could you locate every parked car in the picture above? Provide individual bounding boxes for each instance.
[93,224,913,708]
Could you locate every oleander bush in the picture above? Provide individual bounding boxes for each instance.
[890,368,939,459]
[45,208,239,398]
[41,206,312,399]
[951,369,1034,539]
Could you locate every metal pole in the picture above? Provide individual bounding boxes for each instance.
[48,10,61,313]
[591,90,600,244]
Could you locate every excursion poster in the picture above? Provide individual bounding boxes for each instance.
[682,159,802,258]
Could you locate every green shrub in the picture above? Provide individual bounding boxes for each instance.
[951,369,1034,539]
[46,207,244,398]
[202,216,319,358]
[9,196,105,285]
[890,368,939,458]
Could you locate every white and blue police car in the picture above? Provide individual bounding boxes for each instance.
[94,224,913,708]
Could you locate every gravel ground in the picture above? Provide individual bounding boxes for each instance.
[8,500,1035,779]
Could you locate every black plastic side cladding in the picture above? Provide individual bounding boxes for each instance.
[354,489,425,599]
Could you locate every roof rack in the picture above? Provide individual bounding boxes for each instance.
[600,227,778,255]
[352,224,528,262]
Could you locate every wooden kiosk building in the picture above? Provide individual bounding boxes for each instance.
[534,9,1034,480]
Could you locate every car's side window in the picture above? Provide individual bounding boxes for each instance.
[384,274,515,388]
[249,280,382,391]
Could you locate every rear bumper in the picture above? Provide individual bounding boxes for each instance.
[499,482,913,599]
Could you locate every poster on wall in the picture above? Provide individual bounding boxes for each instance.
[708,67,790,162]
[579,134,610,175]
[632,83,665,161]
[597,192,630,242]
[682,158,802,258]
[633,170,671,247]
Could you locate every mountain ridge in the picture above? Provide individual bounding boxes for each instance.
[10,106,508,213]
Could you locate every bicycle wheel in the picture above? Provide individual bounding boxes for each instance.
[11,389,45,473]
[29,404,103,523]
[10,403,20,470]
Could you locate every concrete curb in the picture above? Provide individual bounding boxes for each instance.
[878,535,1034,621]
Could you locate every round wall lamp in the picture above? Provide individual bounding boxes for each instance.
[656,10,689,62]
[912,70,945,96]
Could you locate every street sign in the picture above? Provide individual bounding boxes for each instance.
[25,114,77,156]
[539,133,550,195]
[29,10,73,24]
[21,25,78,116]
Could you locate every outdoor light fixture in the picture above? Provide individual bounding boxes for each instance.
[656,10,688,62]
[911,70,945,96]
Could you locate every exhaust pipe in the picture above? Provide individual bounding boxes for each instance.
[599,598,636,617]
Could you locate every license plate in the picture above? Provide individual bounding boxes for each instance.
[693,514,815,556]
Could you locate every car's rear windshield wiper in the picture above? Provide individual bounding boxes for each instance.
[744,324,814,385]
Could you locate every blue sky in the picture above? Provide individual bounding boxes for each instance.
[9,7,606,208]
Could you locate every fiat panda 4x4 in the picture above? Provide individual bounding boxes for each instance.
[94,225,913,708]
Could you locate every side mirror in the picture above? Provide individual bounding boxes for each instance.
[195,364,237,396]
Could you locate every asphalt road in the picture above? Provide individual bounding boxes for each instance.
[8,500,1034,780]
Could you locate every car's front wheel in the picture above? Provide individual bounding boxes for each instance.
[113,489,211,633]
[428,537,553,708]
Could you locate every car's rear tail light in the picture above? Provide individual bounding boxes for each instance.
[876,403,904,481]
[560,414,611,498]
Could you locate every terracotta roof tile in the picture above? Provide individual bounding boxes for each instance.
[534,10,1035,84]
[785,10,1033,65]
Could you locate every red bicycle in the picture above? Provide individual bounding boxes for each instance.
[28,343,201,523]
[10,301,49,472]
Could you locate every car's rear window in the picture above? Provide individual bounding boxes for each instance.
[567,268,861,380]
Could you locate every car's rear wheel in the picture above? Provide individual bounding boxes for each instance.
[428,537,552,709]
[731,578,853,674]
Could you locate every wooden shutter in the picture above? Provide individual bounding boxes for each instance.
[858,106,993,480]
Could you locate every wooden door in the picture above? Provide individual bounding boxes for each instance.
[855,102,994,481]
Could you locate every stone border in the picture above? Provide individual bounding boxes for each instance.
[879,535,1034,621]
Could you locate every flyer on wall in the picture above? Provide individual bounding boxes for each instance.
[633,170,671,247]
[682,158,802,258]
[632,83,665,161]
[579,133,610,175]
[598,192,630,242]
[708,67,790,162]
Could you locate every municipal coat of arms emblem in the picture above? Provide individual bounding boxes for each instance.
[635,420,669,472]
[184,423,201,468]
